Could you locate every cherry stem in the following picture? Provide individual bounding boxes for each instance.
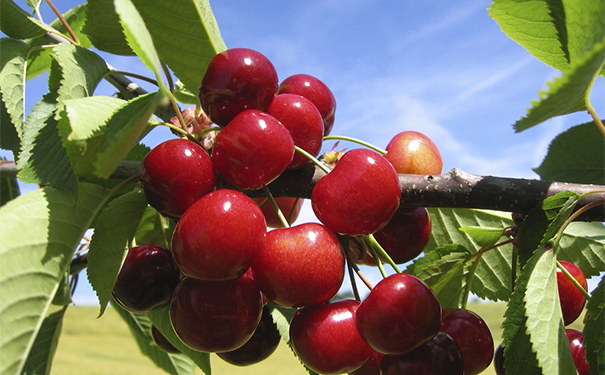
[294,146,331,174]
[366,234,401,274]
[341,238,362,301]
[363,237,388,279]
[262,186,290,228]
[586,99,605,137]
[556,261,591,300]
[45,0,79,45]
[342,239,375,293]
[107,70,159,87]
[323,135,387,155]
[461,252,482,309]
[160,60,175,92]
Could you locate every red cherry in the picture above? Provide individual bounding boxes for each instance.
[290,300,374,374]
[199,48,278,126]
[112,244,181,314]
[211,109,294,190]
[139,138,216,219]
[217,305,281,366]
[385,131,443,175]
[557,261,588,325]
[251,223,345,308]
[169,275,263,352]
[494,343,506,375]
[171,189,266,281]
[267,93,324,169]
[356,273,441,355]
[277,73,336,135]
[348,351,384,375]
[565,329,590,375]
[380,332,464,375]
[440,308,494,375]
[254,197,303,228]
[151,325,180,354]
[373,206,431,264]
[311,148,401,236]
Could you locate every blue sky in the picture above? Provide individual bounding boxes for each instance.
[3,1,603,303]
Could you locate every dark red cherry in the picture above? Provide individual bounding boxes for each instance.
[151,325,180,354]
[557,261,588,325]
[112,244,181,314]
[373,206,431,264]
[290,300,373,374]
[169,275,263,353]
[566,329,590,375]
[267,93,324,169]
[171,189,266,281]
[139,138,216,219]
[217,305,281,366]
[356,273,441,355]
[494,344,506,375]
[348,351,383,375]
[211,109,294,190]
[277,73,336,135]
[199,48,278,126]
[380,332,464,375]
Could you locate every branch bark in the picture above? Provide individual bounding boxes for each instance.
[2,161,603,221]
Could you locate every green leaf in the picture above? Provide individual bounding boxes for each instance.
[459,226,505,247]
[92,92,161,179]
[514,39,605,132]
[86,190,149,316]
[523,248,576,374]
[407,244,473,308]
[1,162,20,206]
[20,307,66,375]
[82,0,134,56]
[533,121,605,184]
[147,307,211,375]
[50,272,72,307]
[0,183,108,375]
[426,208,515,301]
[111,300,195,375]
[0,38,28,149]
[173,81,198,105]
[558,221,605,278]
[1,95,21,158]
[135,206,174,248]
[584,275,605,375]
[131,0,226,95]
[564,0,605,73]
[0,0,49,39]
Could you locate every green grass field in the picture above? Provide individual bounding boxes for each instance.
[50,300,585,375]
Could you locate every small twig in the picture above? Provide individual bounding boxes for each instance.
[45,0,79,45]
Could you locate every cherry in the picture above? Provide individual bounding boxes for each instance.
[169,275,263,352]
[151,325,180,354]
[254,197,303,228]
[440,308,494,375]
[211,109,294,190]
[373,206,431,264]
[356,272,441,355]
[311,148,401,236]
[385,130,443,175]
[267,93,324,169]
[380,332,464,375]
[566,329,590,375]
[217,305,281,366]
[251,223,345,308]
[139,138,216,219]
[494,343,506,375]
[199,48,278,126]
[348,351,383,375]
[171,189,266,281]
[277,73,336,135]
[112,244,181,314]
[290,300,373,374]
[557,260,588,325]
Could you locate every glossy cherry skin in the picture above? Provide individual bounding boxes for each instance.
[151,325,180,354]
[385,131,443,175]
[277,73,336,135]
[290,300,374,375]
[112,244,181,314]
[356,273,441,355]
[171,189,266,281]
[199,48,278,126]
[254,197,304,228]
[139,138,216,219]
[217,305,281,366]
[312,148,401,236]
[169,275,263,352]
[566,329,590,375]
[373,206,431,264]
[348,351,383,375]
[557,261,588,325]
[267,93,324,169]
[494,343,506,375]
[440,308,494,375]
[380,332,464,375]
[212,109,294,190]
[251,223,345,308]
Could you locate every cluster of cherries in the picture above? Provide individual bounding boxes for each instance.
[110,47,591,374]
